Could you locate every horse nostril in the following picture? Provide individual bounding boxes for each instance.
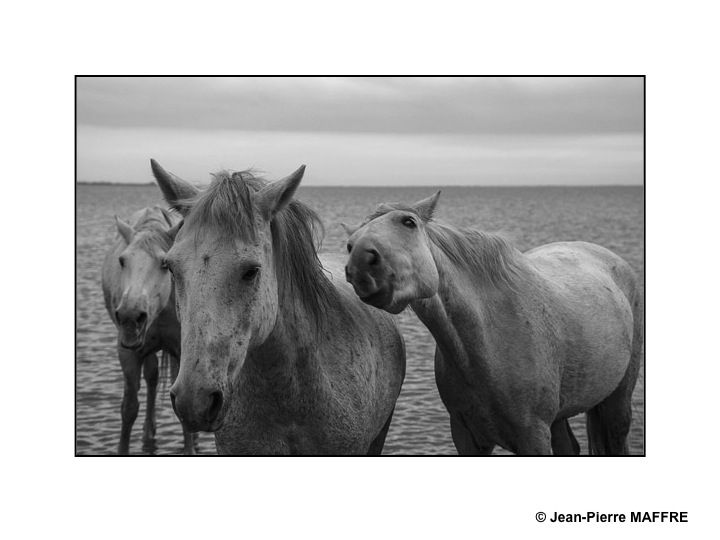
[366,248,379,266]
[136,312,147,325]
[207,391,224,424]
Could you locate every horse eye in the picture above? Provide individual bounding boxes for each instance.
[346,243,353,253]
[402,217,417,228]
[242,267,260,281]
[118,256,126,268]
[161,258,170,271]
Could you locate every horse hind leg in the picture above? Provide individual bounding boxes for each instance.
[586,359,639,455]
[586,396,631,455]
[551,419,580,455]
[367,408,395,455]
[587,303,643,456]
[142,353,159,455]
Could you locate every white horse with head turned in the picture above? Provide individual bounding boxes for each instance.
[345,192,643,455]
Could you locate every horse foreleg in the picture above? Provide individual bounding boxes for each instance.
[516,422,553,456]
[367,407,395,455]
[118,348,142,455]
[550,418,580,455]
[142,353,159,454]
[182,427,198,455]
[450,414,494,455]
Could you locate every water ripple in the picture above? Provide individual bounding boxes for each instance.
[77,185,644,455]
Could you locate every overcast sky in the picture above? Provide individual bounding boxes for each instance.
[76,77,643,186]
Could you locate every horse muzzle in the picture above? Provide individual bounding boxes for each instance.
[353,280,394,310]
[116,309,149,349]
[170,384,226,433]
[345,244,396,310]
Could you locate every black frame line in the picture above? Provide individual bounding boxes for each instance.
[75,75,646,457]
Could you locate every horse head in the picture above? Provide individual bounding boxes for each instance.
[114,207,177,349]
[151,159,306,432]
[344,191,442,314]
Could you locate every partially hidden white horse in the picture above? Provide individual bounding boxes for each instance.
[101,206,197,454]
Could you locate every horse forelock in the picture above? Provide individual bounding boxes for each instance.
[177,170,340,335]
[180,170,267,241]
[362,202,522,288]
[128,206,176,253]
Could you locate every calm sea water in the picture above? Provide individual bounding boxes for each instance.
[76,184,644,455]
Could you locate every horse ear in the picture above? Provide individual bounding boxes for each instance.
[150,159,199,216]
[166,220,183,241]
[159,207,175,228]
[255,165,306,220]
[340,222,356,237]
[115,216,134,244]
[412,190,441,221]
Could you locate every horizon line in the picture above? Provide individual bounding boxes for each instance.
[77,180,644,188]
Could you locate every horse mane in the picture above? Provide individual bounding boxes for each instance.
[130,206,176,252]
[426,223,522,287]
[181,170,340,334]
[366,203,523,288]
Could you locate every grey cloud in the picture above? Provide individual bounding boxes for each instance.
[76,76,643,135]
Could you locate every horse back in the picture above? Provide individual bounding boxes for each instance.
[525,241,640,309]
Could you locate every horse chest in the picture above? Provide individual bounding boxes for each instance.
[216,412,367,455]
[435,361,497,423]
[216,377,371,455]
[435,348,545,444]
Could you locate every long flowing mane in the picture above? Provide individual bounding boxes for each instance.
[180,170,340,333]
[365,203,523,288]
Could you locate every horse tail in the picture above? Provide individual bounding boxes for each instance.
[587,275,644,455]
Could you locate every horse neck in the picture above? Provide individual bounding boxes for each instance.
[246,280,325,381]
[410,244,528,372]
[156,288,181,354]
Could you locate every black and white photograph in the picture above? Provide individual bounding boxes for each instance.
[6,2,720,538]
[76,76,644,456]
